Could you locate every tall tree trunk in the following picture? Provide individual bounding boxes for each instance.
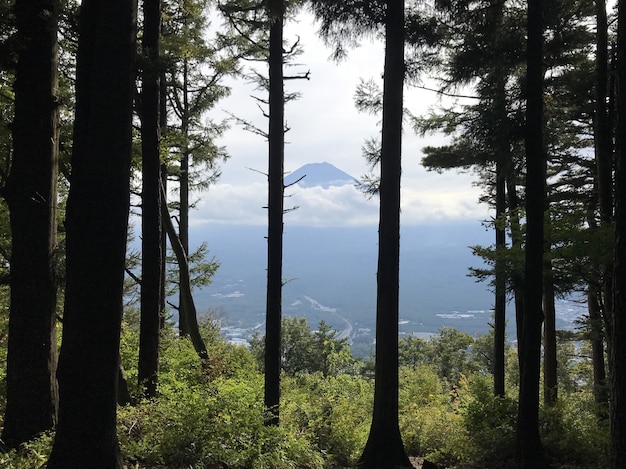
[516,0,546,463]
[357,1,411,467]
[46,0,136,466]
[492,58,509,397]
[1,0,59,447]
[588,286,608,407]
[595,0,615,358]
[543,261,557,406]
[494,151,507,397]
[610,1,626,465]
[178,57,191,336]
[264,0,285,426]
[505,173,525,350]
[138,0,162,399]
[159,62,168,328]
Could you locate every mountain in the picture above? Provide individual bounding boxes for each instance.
[284,162,357,188]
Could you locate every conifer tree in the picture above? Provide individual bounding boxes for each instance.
[138,0,163,399]
[1,0,60,447]
[47,0,136,465]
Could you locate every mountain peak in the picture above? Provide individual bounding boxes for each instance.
[284,162,356,189]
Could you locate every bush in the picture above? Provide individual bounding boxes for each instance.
[399,366,468,466]
[458,374,518,468]
[282,373,372,468]
[540,390,609,468]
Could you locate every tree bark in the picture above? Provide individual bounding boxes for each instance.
[516,0,546,463]
[264,0,285,426]
[357,1,411,467]
[1,0,59,447]
[46,0,136,466]
[610,1,626,465]
[138,0,163,399]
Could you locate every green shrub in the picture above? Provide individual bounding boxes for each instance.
[282,373,372,468]
[399,366,468,466]
[458,374,518,468]
[540,390,609,468]
[0,432,53,469]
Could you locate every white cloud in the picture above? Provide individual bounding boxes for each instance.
[191,172,489,228]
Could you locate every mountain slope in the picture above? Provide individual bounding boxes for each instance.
[284,162,356,188]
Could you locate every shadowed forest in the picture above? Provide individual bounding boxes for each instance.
[1,0,626,468]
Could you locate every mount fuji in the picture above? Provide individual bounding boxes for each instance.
[284,162,357,189]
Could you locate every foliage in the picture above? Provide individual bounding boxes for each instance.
[282,372,373,468]
[249,316,356,376]
[0,314,613,468]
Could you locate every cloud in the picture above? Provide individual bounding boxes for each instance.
[190,173,489,228]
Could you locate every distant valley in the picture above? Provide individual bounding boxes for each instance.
[188,223,585,355]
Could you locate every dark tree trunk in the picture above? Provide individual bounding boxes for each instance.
[494,155,506,397]
[492,63,508,398]
[46,0,136,466]
[595,0,615,360]
[178,58,191,336]
[543,263,557,406]
[138,0,163,399]
[516,0,546,464]
[159,65,168,327]
[1,0,59,447]
[588,286,608,407]
[357,1,411,467]
[264,0,285,426]
[610,1,626,465]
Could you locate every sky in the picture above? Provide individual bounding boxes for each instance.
[191,11,490,228]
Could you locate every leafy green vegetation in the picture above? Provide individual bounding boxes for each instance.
[0,311,609,468]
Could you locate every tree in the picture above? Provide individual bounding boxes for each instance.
[610,0,626,465]
[161,0,229,336]
[357,1,411,467]
[264,0,286,426]
[0,0,60,447]
[46,0,137,465]
[138,0,163,399]
[516,0,546,464]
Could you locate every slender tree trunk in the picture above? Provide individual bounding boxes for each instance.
[494,154,506,397]
[357,1,411,467]
[159,64,168,327]
[610,1,626,465]
[505,168,524,350]
[178,57,191,336]
[138,0,162,399]
[588,286,608,407]
[1,0,59,447]
[516,0,546,463]
[46,0,136,466]
[543,261,557,406]
[264,0,285,426]
[493,62,508,398]
[595,0,615,362]
[161,182,209,362]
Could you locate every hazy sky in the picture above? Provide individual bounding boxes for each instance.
[191,11,490,227]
